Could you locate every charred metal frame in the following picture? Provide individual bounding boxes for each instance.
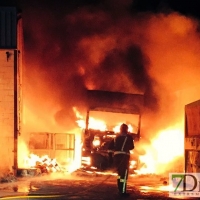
[85,90,144,138]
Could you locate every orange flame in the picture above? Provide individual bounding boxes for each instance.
[136,122,184,174]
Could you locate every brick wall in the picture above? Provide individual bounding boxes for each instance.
[0,49,15,173]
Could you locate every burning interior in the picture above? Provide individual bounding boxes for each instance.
[79,90,143,172]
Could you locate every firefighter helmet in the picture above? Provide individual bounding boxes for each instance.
[120,123,128,133]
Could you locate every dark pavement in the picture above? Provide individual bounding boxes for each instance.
[0,170,192,200]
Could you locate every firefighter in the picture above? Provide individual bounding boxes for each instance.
[108,123,134,197]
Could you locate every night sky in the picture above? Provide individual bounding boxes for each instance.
[14,0,200,20]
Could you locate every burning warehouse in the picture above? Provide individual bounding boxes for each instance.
[1,0,200,181]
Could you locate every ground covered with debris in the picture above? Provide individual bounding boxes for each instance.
[0,169,191,200]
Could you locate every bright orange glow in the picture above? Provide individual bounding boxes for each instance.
[18,131,82,173]
[74,106,108,131]
[139,185,173,192]
[130,160,137,169]
[18,139,30,168]
[19,105,83,173]
[81,156,91,166]
[92,136,101,146]
[113,123,134,133]
[74,107,136,133]
[18,6,200,180]
[20,153,61,173]
[20,102,185,176]
[76,117,134,133]
[136,122,184,174]
[88,118,107,131]
[76,117,107,131]
[73,107,83,119]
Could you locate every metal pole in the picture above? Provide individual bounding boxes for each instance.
[13,49,18,175]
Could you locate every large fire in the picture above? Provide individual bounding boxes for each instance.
[136,122,184,175]
[17,2,200,178]
[18,105,184,176]
[74,106,184,175]
[74,106,134,133]
[18,133,82,174]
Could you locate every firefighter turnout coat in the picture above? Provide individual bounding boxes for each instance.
[108,133,134,194]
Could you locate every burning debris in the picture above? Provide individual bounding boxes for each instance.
[0,172,17,183]
[35,158,61,174]
[17,154,65,177]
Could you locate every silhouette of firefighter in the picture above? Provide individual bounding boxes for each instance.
[108,123,134,197]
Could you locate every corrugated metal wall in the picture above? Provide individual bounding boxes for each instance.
[0,7,17,48]
[185,100,200,173]
[185,150,200,173]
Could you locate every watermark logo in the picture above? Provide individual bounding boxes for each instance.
[169,173,200,197]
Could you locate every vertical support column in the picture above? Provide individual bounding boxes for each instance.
[137,114,141,140]
[85,110,89,132]
[184,109,187,173]
[13,49,18,175]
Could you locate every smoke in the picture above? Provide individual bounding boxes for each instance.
[20,1,200,136]
[138,12,200,133]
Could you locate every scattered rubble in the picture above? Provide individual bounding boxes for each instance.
[160,176,168,185]
[16,168,41,177]
[16,154,66,178]
[0,171,17,183]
